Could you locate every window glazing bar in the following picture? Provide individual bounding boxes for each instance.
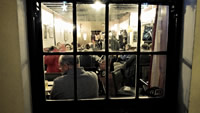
[73,1,78,101]
[105,2,109,100]
[135,3,141,99]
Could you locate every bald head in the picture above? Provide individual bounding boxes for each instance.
[59,55,80,66]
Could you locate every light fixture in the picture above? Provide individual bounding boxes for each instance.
[91,1,104,11]
[142,3,148,9]
[62,1,67,11]
[83,33,87,40]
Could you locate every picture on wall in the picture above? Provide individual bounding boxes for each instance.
[42,24,54,39]
[64,30,68,42]
[43,24,48,39]
[48,26,54,38]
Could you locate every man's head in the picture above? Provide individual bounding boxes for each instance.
[59,55,80,73]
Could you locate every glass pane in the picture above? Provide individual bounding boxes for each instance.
[77,3,105,52]
[140,5,169,52]
[44,54,106,100]
[109,55,136,99]
[78,55,106,100]
[41,2,73,52]
[109,4,138,52]
[139,55,166,98]
[44,55,69,99]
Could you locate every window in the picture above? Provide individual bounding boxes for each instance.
[28,0,180,112]
[41,1,168,100]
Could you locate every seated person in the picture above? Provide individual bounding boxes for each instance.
[83,44,92,52]
[50,55,99,99]
[57,42,67,52]
[79,54,99,71]
[98,58,116,96]
[65,43,72,51]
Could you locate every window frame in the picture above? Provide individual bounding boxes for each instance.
[26,0,182,112]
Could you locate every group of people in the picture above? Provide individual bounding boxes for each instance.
[44,42,73,73]
[43,41,104,99]
[47,54,140,99]
[43,41,140,99]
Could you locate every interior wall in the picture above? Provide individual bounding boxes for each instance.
[0,0,32,113]
[188,0,200,112]
[178,0,197,113]
[41,5,73,48]
[77,21,92,46]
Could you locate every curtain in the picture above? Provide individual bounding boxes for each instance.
[150,5,169,89]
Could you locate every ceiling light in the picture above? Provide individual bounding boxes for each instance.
[91,1,104,11]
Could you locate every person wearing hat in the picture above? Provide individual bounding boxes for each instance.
[50,55,99,99]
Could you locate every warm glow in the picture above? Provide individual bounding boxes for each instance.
[83,33,87,40]
[111,24,118,31]
[41,9,53,26]
[91,1,104,11]
[130,13,138,27]
[55,18,73,32]
[141,6,156,23]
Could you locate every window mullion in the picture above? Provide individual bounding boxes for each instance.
[73,1,77,101]
[105,2,109,100]
[135,3,141,99]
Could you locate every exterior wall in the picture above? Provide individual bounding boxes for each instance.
[17,0,32,113]
[0,0,32,113]
[178,0,197,113]
[0,0,199,113]
[189,0,200,112]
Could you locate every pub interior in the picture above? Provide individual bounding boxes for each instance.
[41,1,168,100]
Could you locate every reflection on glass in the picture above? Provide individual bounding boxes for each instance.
[77,4,105,52]
[109,55,136,98]
[41,2,73,52]
[139,55,166,98]
[141,5,169,52]
[109,4,138,52]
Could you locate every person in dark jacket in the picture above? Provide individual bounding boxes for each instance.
[50,55,99,99]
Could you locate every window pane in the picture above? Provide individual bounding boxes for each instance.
[109,4,138,52]
[44,54,106,100]
[43,55,75,100]
[78,55,106,100]
[139,55,166,98]
[41,2,73,52]
[77,4,105,52]
[109,55,136,99]
[140,5,169,52]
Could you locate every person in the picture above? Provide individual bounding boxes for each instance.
[98,57,115,96]
[44,46,61,73]
[65,43,72,51]
[56,42,62,50]
[79,54,98,71]
[85,43,90,50]
[57,42,66,52]
[110,33,120,51]
[50,55,99,99]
